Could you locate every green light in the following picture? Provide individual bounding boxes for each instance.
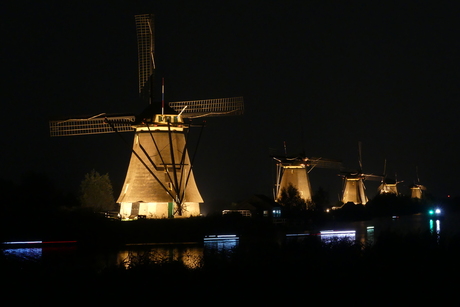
[429,210,434,215]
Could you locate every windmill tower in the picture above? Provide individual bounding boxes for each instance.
[340,142,381,205]
[378,159,402,195]
[410,167,426,199]
[49,14,244,219]
[272,150,341,207]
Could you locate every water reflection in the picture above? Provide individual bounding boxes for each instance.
[429,219,441,234]
[116,237,240,269]
[204,237,239,253]
[1,236,240,266]
[1,238,240,270]
[3,247,42,261]
[118,245,204,269]
[2,215,454,269]
[318,213,452,246]
[320,230,356,243]
[429,219,441,243]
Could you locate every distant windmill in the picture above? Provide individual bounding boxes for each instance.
[272,145,341,207]
[410,166,426,199]
[340,142,381,205]
[378,159,402,195]
[49,14,244,219]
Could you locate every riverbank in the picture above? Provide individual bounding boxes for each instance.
[1,211,283,247]
[1,200,456,246]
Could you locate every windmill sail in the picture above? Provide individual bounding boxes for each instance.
[135,14,155,97]
[306,157,342,171]
[410,166,426,199]
[49,114,135,137]
[169,96,244,118]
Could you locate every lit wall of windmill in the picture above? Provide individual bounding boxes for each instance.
[377,159,402,195]
[378,178,399,195]
[340,142,382,205]
[273,156,313,204]
[273,153,342,207]
[49,14,243,220]
[410,166,426,199]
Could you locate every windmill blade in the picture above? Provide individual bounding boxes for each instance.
[307,157,342,169]
[49,114,135,137]
[169,97,244,118]
[363,174,384,181]
[416,166,421,184]
[135,14,155,95]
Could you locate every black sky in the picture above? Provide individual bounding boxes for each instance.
[2,1,460,208]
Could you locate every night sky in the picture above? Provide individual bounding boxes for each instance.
[2,1,460,211]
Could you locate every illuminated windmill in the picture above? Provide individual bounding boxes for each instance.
[273,151,341,207]
[410,167,426,199]
[340,142,381,205]
[378,159,402,195]
[49,14,244,219]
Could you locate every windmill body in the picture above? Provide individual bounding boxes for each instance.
[340,142,381,205]
[341,174,368,205]
[410,184,425,199]
[117,114,202,219]
[275,158,312,203]
[378,178,399,195]
[274,156,341,206]
[378,180,398,195]
[49,14,243,219]
[377,160,401,195]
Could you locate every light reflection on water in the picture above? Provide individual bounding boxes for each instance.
[204,238,239,253]
[1,238,239,270]
[118,239,239,269]
[118,245,204,269]
[320,230,356,243]
[3,214,457,267]
[3,247,42,261]
[308,212,460,246]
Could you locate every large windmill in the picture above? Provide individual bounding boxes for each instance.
[49,14,244,219]
[272,147,341,207]
[340,142,381,205]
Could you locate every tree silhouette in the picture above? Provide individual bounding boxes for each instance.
[278,183,307,215]
[312,187,329,212]
[79,169,115,212]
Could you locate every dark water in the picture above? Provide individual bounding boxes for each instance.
[1,237,240,270]
[323,212,458,245]
[3,212,459,270]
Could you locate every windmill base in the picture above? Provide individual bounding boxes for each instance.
[119,202,201,220]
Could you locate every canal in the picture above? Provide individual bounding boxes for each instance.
[2,210,459,271]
